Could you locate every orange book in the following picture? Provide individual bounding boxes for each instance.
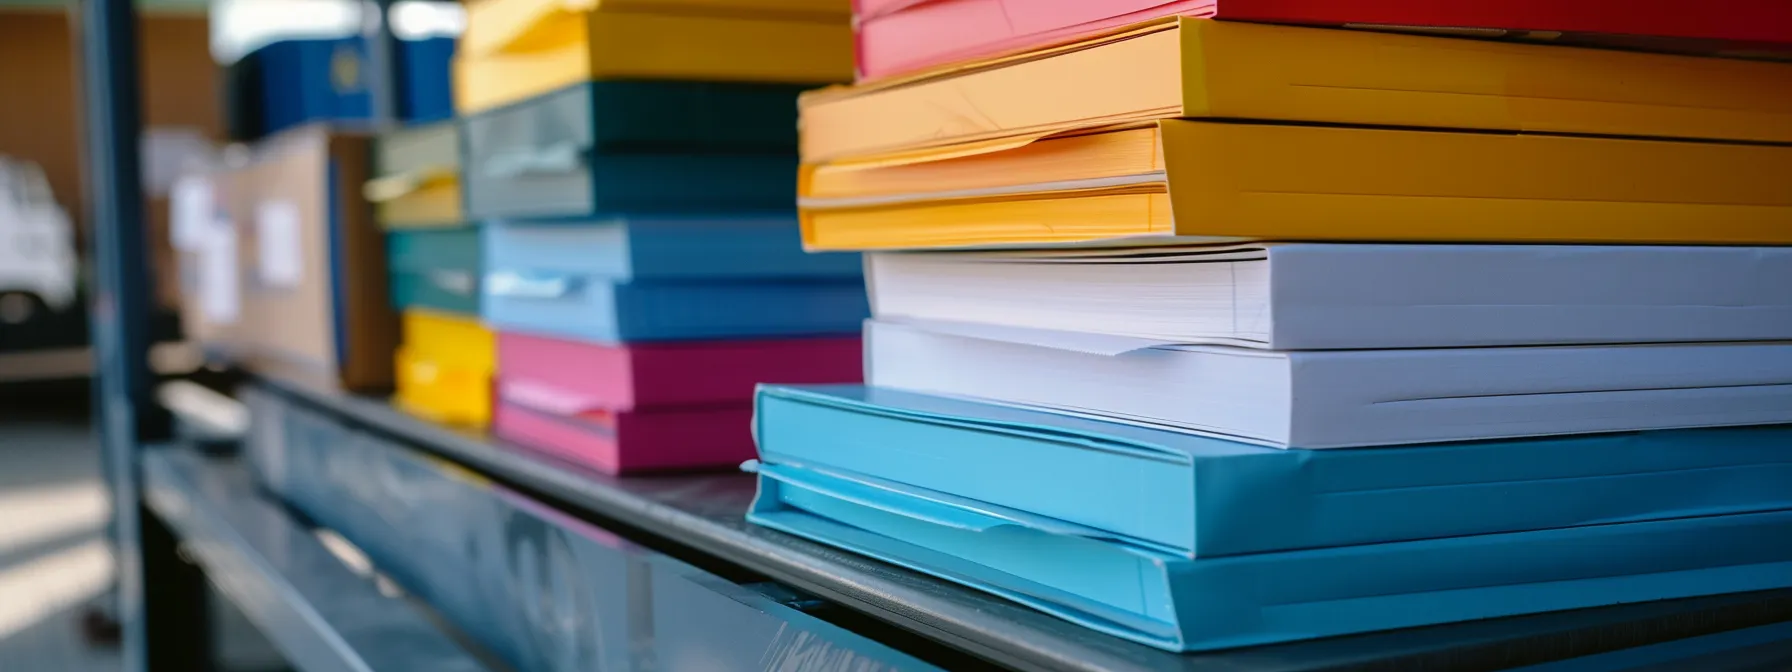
[798,121,1792,250]
[455,0,850,113]
[800,17,1792,163]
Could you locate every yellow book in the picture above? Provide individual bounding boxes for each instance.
[365,166,462,228]
[395,310,496,428]
[369,122,464,227]
[799,17,1792,163]
[799,120,1792,250]
[455,0,851,114]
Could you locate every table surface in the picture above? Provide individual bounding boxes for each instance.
[255,377,1792,672]
[142,446,499,672]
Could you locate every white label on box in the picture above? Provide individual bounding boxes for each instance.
[255,200,303,288]
[169,176,212,252]
[198,219,240,324]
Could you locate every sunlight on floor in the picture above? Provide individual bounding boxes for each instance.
[0,482,107,555]
[0,481,113,642]
[0,539,112,641]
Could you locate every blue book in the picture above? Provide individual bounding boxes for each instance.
[749,385,1792,648]
[462,81,806,220]
[482,218,866,342]
[751,385,1792,559]
[396,37,455,124]
[750,464,1792,652]
[388,225,480,316]
[254,38,373,137]
[484,217,860,282]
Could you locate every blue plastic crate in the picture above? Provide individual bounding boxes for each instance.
[246,36,455,137]
[397,37,455,124]
[256,38,372,135]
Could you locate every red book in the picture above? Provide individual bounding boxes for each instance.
[855,0,1792,82]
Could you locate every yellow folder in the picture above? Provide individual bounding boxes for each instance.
[799,17,1792,163]
[798,121,1792,250]
[364,166,461,228]
[455,0,852,114]
[395,310,496,428]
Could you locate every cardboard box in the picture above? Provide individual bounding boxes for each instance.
[145,195,182,310]
[175,166,249,352]
[183,124,397,392]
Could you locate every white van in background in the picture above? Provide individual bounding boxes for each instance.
[0,158,79,325]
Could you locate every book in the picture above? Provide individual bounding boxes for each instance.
[751,462,1792,652]
[799,122,1792,249]
[495,393,755,474]
[484,278,870,343]
[366,120,463,227]
[806,18,1792,162]
[387,225,480,316]
[863,244,1792,349]
[483,217,868,342]
[485,217,861,283]
[752,384,1792,558]
[395,310,495,428]
[455,0,850,113]
[866,319,1792,447]
[493,331,861,474]
[853,0,1792,82]
[498,330,861,410]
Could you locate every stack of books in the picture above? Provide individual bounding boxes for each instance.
[749,2,1792,652]
[368,121,493,428]
[454,0,869,473]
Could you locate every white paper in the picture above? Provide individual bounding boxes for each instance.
[891,318,1180,356]
[255,201,303,288]
[198,219,240,324]
[139,127,215,198]
[169,176,212,252]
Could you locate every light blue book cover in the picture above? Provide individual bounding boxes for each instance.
[750,385,1792,558]
[749,464,1792,652]
[482,217,867,343]
[484,216,861,282]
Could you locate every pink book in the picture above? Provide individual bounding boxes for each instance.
[493,332,863,474]
[494,380,755,474]
[854,0,1792,83]
[497,331,863,410]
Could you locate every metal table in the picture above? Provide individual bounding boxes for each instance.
[250,377,1792,672]
[141,446,498,672]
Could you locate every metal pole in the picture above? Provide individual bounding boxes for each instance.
[365,0,402,126]
[74,0,172,668]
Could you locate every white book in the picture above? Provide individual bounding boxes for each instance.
[865,319,1792,448]
[867,244,1792,350]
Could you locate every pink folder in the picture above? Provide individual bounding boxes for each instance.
[854,0,1792,83]
[494,382,754,475]
[493,332,863,474]
[497,331,862,409]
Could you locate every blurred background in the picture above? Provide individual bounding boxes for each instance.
[0,3,456,667]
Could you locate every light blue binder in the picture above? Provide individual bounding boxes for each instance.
[751,385,1792,558]
[750,465,1792,652]
[483,216,861,282]
[482,218,868,342]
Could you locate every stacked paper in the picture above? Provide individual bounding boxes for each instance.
[369,121,495,427]
[750,2,1792,652]
[450,0,868,473]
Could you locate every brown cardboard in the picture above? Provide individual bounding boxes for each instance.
[223,124,397,392]
[146,196,182,310]
[176,166,251,351]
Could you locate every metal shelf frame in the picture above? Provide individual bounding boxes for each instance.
[74,0,409,667]
[73,0,1792,668]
